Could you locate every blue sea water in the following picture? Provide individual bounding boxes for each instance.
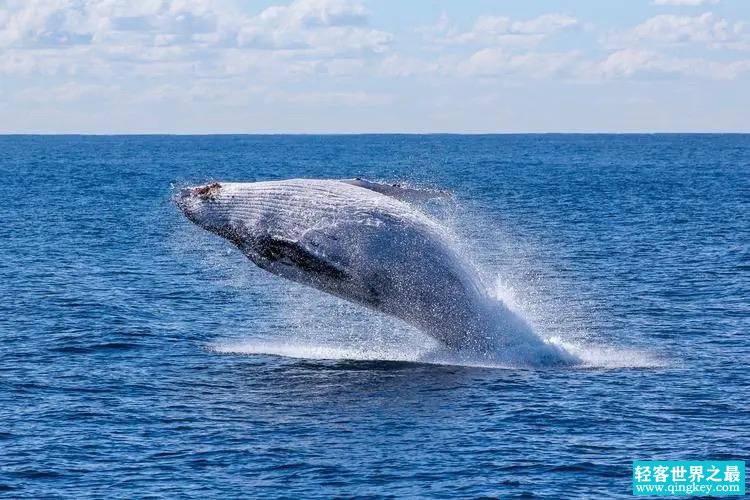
[0,134,748,498]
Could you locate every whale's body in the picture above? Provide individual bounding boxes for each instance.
[176,179,575,366]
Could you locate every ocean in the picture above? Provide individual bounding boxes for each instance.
[1,134,748,497]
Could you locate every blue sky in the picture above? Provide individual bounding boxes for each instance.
[1,0,749,133]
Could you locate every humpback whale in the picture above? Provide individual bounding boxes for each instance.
[175,179,576,367]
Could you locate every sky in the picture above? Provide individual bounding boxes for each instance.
[1,0,750,133]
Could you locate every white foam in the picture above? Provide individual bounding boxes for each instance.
[211,339,421,363]
[208,338,514,369]
[549,338,666,369]
[209,333,664,370]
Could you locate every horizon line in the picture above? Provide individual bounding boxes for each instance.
[1,131,750,136]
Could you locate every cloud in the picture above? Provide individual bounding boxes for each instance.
[2,0,750,134]
[597,48,750,79]
[418,12,579,48]
[0,0,217,49]
[0,0,93,48]
[652,0,719,6]
[264,89,392,107]
[258,0,370,28]
[609,12,750,49]
[593,11,750,82]
[0,0,393,79]
[405,9,750,83]
[234,0,391,54]
[15,82,116,103]
[378,53,449,77]
[460,48,582,78]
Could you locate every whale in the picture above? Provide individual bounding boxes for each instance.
[175,178,577,367]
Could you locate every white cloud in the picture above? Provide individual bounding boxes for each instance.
[419,12,579,48]
[256,0,370,28]
[15,82,116,103]
[652,0,719,6]
[234,0,390,54]
[610,12,750,50]
[0,0,93,48]
[131,81,267,105]
[264,89,392,107]
[405,9,750,83]
[597,48,750,79]
[0,0,221,49]
[378,53,447,77]
[0,0,393,78]
[460,48,581,78]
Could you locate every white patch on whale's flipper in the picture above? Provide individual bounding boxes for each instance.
[339,179,451,203]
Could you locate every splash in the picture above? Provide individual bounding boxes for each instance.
[208,295,663,369]
[204,278,660,370]
[552,339,666,370]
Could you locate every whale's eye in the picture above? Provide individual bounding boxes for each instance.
[195,182,221,200]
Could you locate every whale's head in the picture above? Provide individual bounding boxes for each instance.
[175,179,354,273]
[174,182,248,244]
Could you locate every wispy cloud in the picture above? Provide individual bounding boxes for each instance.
[651,0,720,6]
[605,12,750,51]
[459,48,582,78]
[597,48,750,79]
[418,12,579,48]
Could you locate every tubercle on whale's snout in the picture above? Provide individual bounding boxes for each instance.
[194,182,222,199]
[173,182,223,205]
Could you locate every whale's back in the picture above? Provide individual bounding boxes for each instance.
[215,179,447,242]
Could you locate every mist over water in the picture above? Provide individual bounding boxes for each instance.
[1,135,746,498]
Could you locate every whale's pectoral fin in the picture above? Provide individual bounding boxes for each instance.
[254,235,349,282]
[340,178,451,203]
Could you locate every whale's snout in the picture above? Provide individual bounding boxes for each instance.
[174,182,225,227]
[175,182,222,210]
[174,188,193,212]
[173,186,196,217]
[177,186,193,200]
[175,182,221,203]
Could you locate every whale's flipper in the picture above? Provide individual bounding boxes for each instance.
[253,235,349,281]
[340,179,450,203]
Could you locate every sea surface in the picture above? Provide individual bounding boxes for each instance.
[0,134,748,498]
